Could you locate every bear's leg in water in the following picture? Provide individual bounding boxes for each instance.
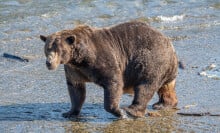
[153,79,178,110]
[103,81,127,118]
[123,82,157,117]
[62,82,86,118]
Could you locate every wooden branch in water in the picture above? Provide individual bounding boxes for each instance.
[3,53,29,62]
[177,112,220,116]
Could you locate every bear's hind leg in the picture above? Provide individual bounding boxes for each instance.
[123,82,156,118]
[104,81,128,118]
[152,79,178,110]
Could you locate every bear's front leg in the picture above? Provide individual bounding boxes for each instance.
[103,81,127,118]
[62,81,86,118]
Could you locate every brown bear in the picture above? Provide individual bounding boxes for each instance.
[40,21,178,118]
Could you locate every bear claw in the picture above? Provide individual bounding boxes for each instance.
[152,103,165,110]
[119,109,129,119]
[62,111,79,118]
[122,107,146,118]
[152,102,177,110]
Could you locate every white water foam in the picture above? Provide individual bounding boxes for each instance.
[157,14,185,22]
[199,64,220,80]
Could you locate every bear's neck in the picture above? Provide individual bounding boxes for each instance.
[70,59,90,68]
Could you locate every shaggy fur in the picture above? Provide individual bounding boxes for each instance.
[40,21,178,118]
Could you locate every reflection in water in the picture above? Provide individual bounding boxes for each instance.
[65,122,92,133]
[103,118,174,133]
[63,110,180,133]
[64,109,220,133]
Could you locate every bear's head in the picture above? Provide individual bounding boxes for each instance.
[40,33,75,70]
[40,25,95,70]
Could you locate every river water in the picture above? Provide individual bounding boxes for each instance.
[0,0,220,132]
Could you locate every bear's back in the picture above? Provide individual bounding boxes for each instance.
[106,21,177,88]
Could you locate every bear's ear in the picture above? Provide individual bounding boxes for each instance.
[40,35,47,42]
[65,36,75,45]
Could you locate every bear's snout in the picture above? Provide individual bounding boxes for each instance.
[45,55,59,70]
[46,60,52,68]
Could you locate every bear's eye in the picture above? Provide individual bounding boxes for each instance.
[65,36,75,45]
[46,42,57,52]
[52,42,57,49]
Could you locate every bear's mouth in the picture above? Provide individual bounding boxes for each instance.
[46,61,58,70]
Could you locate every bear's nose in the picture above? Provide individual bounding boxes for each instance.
[46,60,51,67]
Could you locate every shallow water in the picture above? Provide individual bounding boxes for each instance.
[0,0,220,132]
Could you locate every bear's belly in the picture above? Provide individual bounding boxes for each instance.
[123,87,134,94]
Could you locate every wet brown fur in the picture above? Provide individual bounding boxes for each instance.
[40,21,178,118]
